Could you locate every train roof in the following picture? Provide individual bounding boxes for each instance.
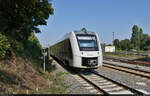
[73,30,96,35]
[50,30,97,47]
[50,33,70,46]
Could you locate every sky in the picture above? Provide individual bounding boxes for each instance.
[36,0,150,47]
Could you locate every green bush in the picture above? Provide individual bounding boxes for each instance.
[14,32,42,60]
[0,33,10,59]
[144,46,150,51]
[28,32,42,49]
[9,39,24,51]
[26,32,42,59]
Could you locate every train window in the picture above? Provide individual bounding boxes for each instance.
[79,40,96,48]
[77,35,99,51]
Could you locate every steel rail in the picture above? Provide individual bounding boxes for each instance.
[103,61,150,74]
[91,70,147,96]
[104,56,150,67]
[77,73,107,94]
[78,71,133,95]
[103,63,150,80]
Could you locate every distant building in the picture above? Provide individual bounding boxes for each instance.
[105,46,115,52]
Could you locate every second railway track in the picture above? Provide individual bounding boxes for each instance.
[103,63,150,80]
[104,56,150,67]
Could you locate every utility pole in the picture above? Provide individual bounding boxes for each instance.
[113,32,115,45]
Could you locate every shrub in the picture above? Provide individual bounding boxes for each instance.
[26,32,42,59]
[144,46,150,51]
[28,32,42,49]
[9,39,24,51]
[14,33,42,60]
[0,33,10,59]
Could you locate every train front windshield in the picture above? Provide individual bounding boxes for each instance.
[77,35,99,51]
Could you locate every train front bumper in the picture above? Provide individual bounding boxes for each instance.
[72,55,102,69]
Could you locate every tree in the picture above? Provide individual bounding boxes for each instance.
[139,28,144,49]
[81,27,87,32]
[107,44,112,46]
[28,32,42,49]
[140,34,150,50]
[26,32,42,58]
[145,37,150,46]
[114,39,120,49]
[144,46,150,51]
[120,39,132,50]
[139,28,143,40]
[131,25,139,48]
[0,0,54,41]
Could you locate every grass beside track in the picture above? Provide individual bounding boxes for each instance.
[41,71,69,94]
[104,52,142,58]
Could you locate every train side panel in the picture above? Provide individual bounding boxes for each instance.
[50,37,73,65]
[96,33,103,67]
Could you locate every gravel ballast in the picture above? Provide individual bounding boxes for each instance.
[96,67,150,93]
[51,58,92,94]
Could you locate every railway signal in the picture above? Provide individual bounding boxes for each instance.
[42,48,47,72]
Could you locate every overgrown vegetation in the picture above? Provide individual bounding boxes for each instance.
[0,33,10,59]
[16,33,42,60]
[113,25,150,51]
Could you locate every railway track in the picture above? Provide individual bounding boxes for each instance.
[104,56,150,67]
[73,70,148,95]
[103,63,150,81]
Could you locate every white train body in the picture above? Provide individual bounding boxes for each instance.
[50,31,103,69]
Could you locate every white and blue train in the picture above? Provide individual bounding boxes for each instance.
[50,30,103,69]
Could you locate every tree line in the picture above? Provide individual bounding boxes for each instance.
[114,25,150,51]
